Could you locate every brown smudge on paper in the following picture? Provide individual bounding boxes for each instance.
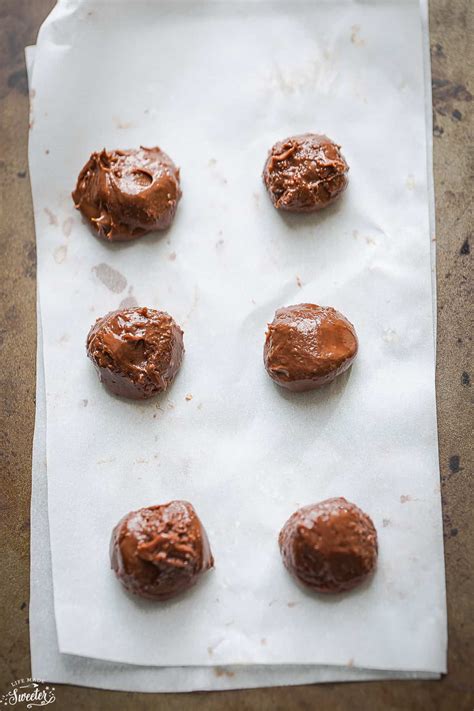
[353,229,377,246]
[54,245,67,264]
[44,207,58,226]
[92,263,127,293]
[266,59,336,95]
[119,286,138,309]
[350,25,366,47]
[185,394,193,401]
[119,295,138,308]
[214,668,235,678]
[400,495,412,504]
[215,229,225,249]
[113,117,135,130]
[62,217,74,237]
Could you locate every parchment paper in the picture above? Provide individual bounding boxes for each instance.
[30,303,438,689]
[28,0,447,676]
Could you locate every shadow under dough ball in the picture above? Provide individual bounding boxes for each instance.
[264,303,358,391]
[87,306,184,399]
[263,133,348,212]
[110,501,214,601]
[72,146,181,241]
[279,498,378,594]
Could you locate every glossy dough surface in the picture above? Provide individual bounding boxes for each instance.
[279,497,378,593]
[110,501,214,600]
[72,146,181,241]
[264,303,358,391]
[263,133,349,212]
[87,307,184,399]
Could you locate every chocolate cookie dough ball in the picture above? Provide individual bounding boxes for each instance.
[264,303,358,391]
[111,501,214,600]
[72,146,181,241]
[87,307,184,399]
[263,133,348,212]
[279,498,378,594]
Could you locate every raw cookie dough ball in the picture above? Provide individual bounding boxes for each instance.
[264,303,358,391]
[110,501,214,600]
[72,146,181,241]
[87,307,184,399]
[279,498,378,594]
[263,133,348,212]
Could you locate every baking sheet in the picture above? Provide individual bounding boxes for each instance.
[28,0,447,674]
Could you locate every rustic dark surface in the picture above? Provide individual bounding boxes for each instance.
[0,1,472,709]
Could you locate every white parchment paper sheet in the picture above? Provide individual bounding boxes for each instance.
[28,0,447,673]
[30,300,439,689]
[27,29,441,689]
